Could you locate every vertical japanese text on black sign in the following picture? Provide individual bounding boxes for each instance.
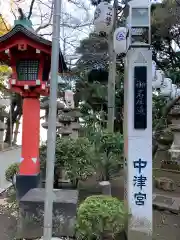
[134,66,147,129]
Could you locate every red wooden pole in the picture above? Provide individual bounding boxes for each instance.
[19,97,40,175]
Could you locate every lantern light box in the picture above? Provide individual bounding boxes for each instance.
[113,27,127,54]
[94,1,114,35]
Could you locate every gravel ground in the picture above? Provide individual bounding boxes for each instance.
[0,206,179,240]
[0,181,180,240]
[153,210,180,240]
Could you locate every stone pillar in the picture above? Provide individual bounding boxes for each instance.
[168,103,180,164]
[154,131,173,169]
[124,46,152,239]
[41,100,65,130]
[58,109,81,139]
[58,112,72,137]
[41,93,82,188]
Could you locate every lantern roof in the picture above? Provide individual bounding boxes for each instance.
[14,17,33,29]
[0,22,67,72]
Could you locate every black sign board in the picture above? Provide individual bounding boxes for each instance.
[134,66,147,129]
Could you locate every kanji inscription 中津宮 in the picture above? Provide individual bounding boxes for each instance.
[133,158,147,206]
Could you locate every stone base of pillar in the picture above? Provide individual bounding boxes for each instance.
[16,173,40,199]
[127,229,152,240]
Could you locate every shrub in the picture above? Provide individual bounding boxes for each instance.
[40,136,96,187]
[76,195,128,240]
[91,130,124,181]
[59,137,96,186]
[5,163,19,185]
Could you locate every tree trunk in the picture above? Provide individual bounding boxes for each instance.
[12,114,21,144]
[5,95,22,144]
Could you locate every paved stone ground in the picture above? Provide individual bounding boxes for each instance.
[153,193,180,213]
[0,146,21,193]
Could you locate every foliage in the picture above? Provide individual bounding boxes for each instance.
[74,0,180,137]
[0,15,10,36]
[40,131,123,184]
[0,65,11,75]
[0,17,21,144]
[76,195,128,240]
[0,65,12,91]
[152,94,167,130]
[90,0,111,6]
[93,130,123,154]
[151,0,180,78]
[75,75,124,132]
[82,129,124,181]
[40,136,96,186]
[39,143,47,170]
[57,136,96,184]
[76,33,109,71]
[5,163,19,185]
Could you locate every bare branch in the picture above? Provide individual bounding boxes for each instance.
[28,0,36,19]
[40,33,52,37]
[35,0,53,33]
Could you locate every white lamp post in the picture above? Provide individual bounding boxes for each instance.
[123,0,152,239]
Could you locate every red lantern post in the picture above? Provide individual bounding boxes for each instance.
[0,18,67,198]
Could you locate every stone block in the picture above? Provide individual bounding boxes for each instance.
[153,193,180,214]
[16,188,78,239]
[154,177,176,191]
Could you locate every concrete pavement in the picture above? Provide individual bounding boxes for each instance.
[0,146,21,193]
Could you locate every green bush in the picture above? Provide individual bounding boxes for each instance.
[5,163,19,185]
[90,130,124,181]
[40,136,96,187]
[76,195,128,240]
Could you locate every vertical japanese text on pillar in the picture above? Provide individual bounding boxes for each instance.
[133,158,147,206]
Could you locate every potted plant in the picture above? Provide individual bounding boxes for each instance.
[76,195,128,240]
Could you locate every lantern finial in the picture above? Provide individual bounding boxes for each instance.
[18,8,26,20]
[14,8,33,29]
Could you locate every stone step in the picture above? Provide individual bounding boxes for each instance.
[153,193,180,214]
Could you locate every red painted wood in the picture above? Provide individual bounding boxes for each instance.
[19,98,40,175]
[0,34,51,54]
